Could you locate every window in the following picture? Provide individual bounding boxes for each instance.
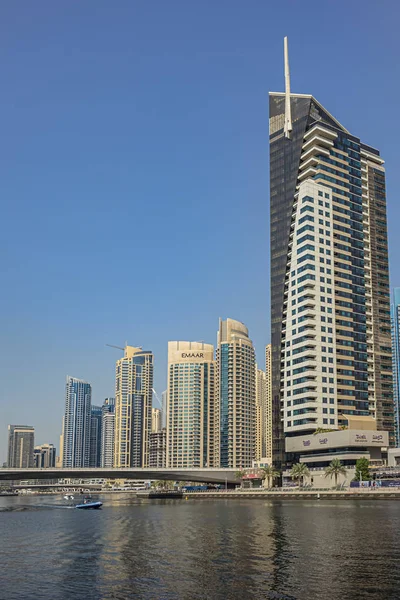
[318,191,323,197]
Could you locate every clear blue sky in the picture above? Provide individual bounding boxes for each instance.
[1,0,400,462]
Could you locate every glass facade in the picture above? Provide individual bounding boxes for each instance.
[62,377,92,468]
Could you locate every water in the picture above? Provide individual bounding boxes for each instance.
[1,495,400,600]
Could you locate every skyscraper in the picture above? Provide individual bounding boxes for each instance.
[149,429,166,468]
[391,289,400,446]
[265,344,273,464]
[89,406,102,468]
[161,390,168,428]
[270,39,394,465]
[33,443,56,468]
[7,425,35,468]
[152,408,162,433]
[255,368,267,461]
[101,398,115,468]
[167,341,216,468]
[216,318,256,468]
[114,346,153,468]
[62,376,92,468]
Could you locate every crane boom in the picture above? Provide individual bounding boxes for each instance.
[106,344,125,351]
[152,388,163,408]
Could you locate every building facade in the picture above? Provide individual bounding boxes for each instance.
[167,341,216,468]
[149,429,166,468]
[7,425,35,468]
[255,368,267,460]
[33,443,56,468]
[216,318,256,468]
[391,289,400,446]
[89,406,102,468]
[162,391,168,428]
[265,344,273,463]
[101,397,115,468]
[269,43,394,465]
[152,408,162,433]
[62,376,92,468]
[114,346,153,468]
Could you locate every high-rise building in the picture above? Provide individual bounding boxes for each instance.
[62,376,92,467]
[114,346,153,468]
[149,429,166,468]
[89,406,102,468]
[7,425,35,468]
[216,318,256,468]
[161,390,168,428]
[255,368,267,461]
[57,416,64,468]
[101,398,115,468]
[152,408,162,433]
[33,443,56,468]
[391,289,400,446]
[269,39,394,466]
[167,341,216,468]
[265,344,273,464]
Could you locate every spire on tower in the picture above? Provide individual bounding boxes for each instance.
[284,36,292,139]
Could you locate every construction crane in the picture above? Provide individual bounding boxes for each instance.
[106,344,125,351]
[152,388,163,409]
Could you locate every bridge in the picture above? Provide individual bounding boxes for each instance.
[0,467,239,485]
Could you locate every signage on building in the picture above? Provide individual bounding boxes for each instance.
[181,353,204,359]
[286,429,389,453]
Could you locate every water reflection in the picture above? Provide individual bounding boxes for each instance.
[1,496,400,600]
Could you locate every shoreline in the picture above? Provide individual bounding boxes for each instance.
[186,489,400,500]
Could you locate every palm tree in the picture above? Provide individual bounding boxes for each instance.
[290,463,310,487]
[235,469,246,487]
[261,465,280,489]
[325,459,347,488]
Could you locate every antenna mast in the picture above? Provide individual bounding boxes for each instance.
[284,36,292,139]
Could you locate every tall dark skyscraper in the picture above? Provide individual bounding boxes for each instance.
[269,39,394,466]
[62,376,92,468]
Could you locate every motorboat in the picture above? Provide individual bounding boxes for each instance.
[75,496,103,510]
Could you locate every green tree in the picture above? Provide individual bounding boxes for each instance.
[324,459,347,488]
[290,463,310,487]
[261,466,280,488]
[235,469,246,481]
[354,458,371,482]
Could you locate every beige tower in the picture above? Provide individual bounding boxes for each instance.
[265,344,272,464]
[255,368,267,460]
[216,318,256,468]
[152,408,162,433]
[167,341,216,468]
[114,345,153,468]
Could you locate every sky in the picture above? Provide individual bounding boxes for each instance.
[1,0,400,462]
